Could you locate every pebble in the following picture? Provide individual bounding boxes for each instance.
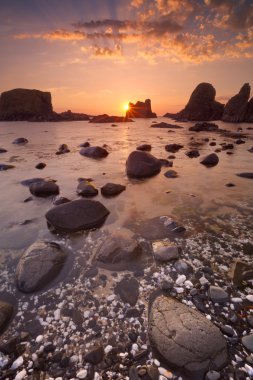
[76,369,88,379]
[205,370,221,380]
[158,367,173,378]
[104,345,113,354]
[246,295,253,302]
[11,356,24,370]
[54,309,61,320]
[175,274,186,285]
[231,297,243,303]
[14,369,27,380]
[242,334,253,353]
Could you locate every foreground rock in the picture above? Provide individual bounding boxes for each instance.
[79,146,109,159]
[200,153,219,167]
[126,99,157,118]
[222,83,250,122]
[29,181,59,197]
[45,199,110,233]
[0,300,13,334]
[101,183,126,197]
[236,172,253,179]
[89,114,132,123]
[56,144,70,155]
[189,122,220,132]
[148,295,228,379]
[165,143,184,153]
[173,83,224,121]
[150,122,182,129]
[114,277,139,306]
[152,241,179,262]
[126,151,161,178]
[12,137,28,144]
[16,241,67,293]
[77,181,98,197]
[136,144,152,151]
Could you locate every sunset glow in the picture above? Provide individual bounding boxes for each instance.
[124,104,129,111]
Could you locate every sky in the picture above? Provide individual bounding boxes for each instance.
[0,0,253,115]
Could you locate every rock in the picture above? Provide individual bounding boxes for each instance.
[205,370,221,380]
[129,366,141,380]
[21,178,45,186]
[29,181,59,197]
[76,369,88,379]
[164,170,178,178]
[189,122,220,132]
[165,144,184,153]
[53,196,70,206]
[0,148,7,153]
[174,259,193,275]
[226,183,235,187]
[84,346,104,364]
[79,146,109,159]
[222,83,251,122]
[0,88,53,121]
[101,183,126,197]
[148,295,228,379]
[126,150,161,178]
[236,172,253,179]
[79,141,90,148]
[136,144,152,151]
[126,99,157,118]
[45,199,110,233]
[242,335,253,353]
[0,164,15,171]
[186,149,200,158]
[77,181,98,197]
[35,162,46,170]
[159,159,173,167]
[248,147,253,153]
[58,110,90,121]
[174,83,224,121]
[147,364,160,380]
[235,139,245,145]
[245,97,253,122]
[0,300,13,334]
[89,114,133,123]
[134,216,186,240]
[56,144,70,155]
[200,153,219,167]
[152,241,179,262]
[208,286,229,304]
[12,137,28,144]
[16,241,67,292]
[151,122,182,129]
[229,260,253,286]
[115,277,139,306]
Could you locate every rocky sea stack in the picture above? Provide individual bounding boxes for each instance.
[126,99,157,118]
[222,83,251,122]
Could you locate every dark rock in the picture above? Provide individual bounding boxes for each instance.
[222,143,234,150]
[174,83,224,121]
[186,149,200,158]
[235,139,245,145]
[236,172,253,179]
[21,178,45,187]
[0,300,13,334]
[57,110,90,121]
[229,260,253,286]
[79,146,109,159]
[45,199,110,233]
[125,308,141,318]
[135,216,185,240]
[152,241,179,262]
[164,169,178,178]
[148,295,228,379]
[245,97,253,122]
[79,141,90,148]
[0,148,7,153]
[101,183,126,197]
[77,181,98,197]
[84,345,104,364]
[35,162,46,169]
[0,164,15,171]
[56,144,70,155]
[151,122,182,129]
[147,364,159,380]
[115,277,139,306]
[126,150,161,179]
[129,366,141,380]
[174,259,193,275]
[200,153,219,167]
[222,83,250,122]
[189,122,220,132]
[220,325,234,337]
[29,181,59,197]
[226,183,235,187]
[208,286,229,304]
[53,196,70,205]
[158,159,173,167]
[12,137,28,144]
[89,114,133,123]
[205,370,221,380]
[209,142,216,146]
[247,315,253,328]
[126,99,157,118]
[165,144,183,153]
[136,144,152,151]
[16,241,67,293]
[242,334,253,353]
[84,266,98,278]
[0,88,53,121]
[248,147,253,153]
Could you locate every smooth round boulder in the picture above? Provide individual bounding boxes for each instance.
[0,300,13,334]
[164,170,178,178]
[101,183,126,197]
[77,181,98,197]
[200,153,219,167]
[126,150,161,179]
[12,137,28,144]
[165,144,183,153]
[148,295,228,379]
[79,146,109,159]
[45,199,110,233]
[29,181,59,197]
[35,162,46,170]
[16,241,67,293]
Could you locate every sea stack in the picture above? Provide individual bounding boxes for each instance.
[222,83,251,122]
[126,99,157,118]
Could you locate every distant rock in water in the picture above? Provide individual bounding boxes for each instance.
[222,83,251,122]
[0,88,53,121]
[126,99,157,118]
[58,110,90,121]
[79,146,109,159]
[189,122,220,132]
[151,122,183,129]
[89,114,133,123]
[171,83,224,121]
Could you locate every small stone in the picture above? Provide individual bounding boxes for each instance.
[11,356,24,370]
[246,295,253,302]
[152,241,179,262]
[242,334,253,353]
[158,367,173,379]
[36,335,43,343]
[176,274,186,286]
[164,170,178,178]
[76,369,88,379]
[14,369,27,380]
[205,370,221,380]
[84,346,104,364]
[35,162,46,170]
[208,286,229,303]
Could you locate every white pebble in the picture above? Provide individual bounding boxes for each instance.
[14,369,27,380]
[245,364,253,376]
[176,275,186,285]
[154,359,160,366]
[35,335,43,343]
[231,297,242,303]
[11,356,24,370]
[184,280,193,288]
[246,295,253,302]
[54,309,61,320]
[104,345,113,354]
[175,287,184,294]
[158,367,173,378]
[199,276,209,285]
[107,295,115,302]
[76,369,87,379]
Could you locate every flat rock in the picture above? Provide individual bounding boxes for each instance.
[208,286,229,304]
[189,122,219,132]
[151,122,182,129]
[152,241,179,262]
[200,153,219,167]
[77,181,98,197]
[165,144,184,153]
[12,137,28,144]
[21,178,45,187]
[236,172,253,179]
[115,277,139,306]
[0,164,15,171]
[148,295,228,379]
[45,199,110,233]
[134,216,186,240]
[242,334,253,353]
[164,170,178,178]
[136,144,152,151]
[0,300,13,334]
[16,241,67,293]
[126,150,161,179]
[0,148,7,153]
[29,181,59,197]
[53,196,71,206]
[79,146,109,159]
[101,183,126,197]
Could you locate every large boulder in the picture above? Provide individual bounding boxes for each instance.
[126,99,157,118]
[0,300,13,334]
[222,83,251,122]
[16,241,67,293]
[45,199,110,233]
[126,150,161,178]
[0,88,53,121]
[148,295,228,379]
[245,98,253,122]
[174,83,224,121]
[79,146,109,159]
[29,181,59,197]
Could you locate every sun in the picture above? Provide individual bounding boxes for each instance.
[124,103,129,111]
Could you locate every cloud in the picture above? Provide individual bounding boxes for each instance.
[15,29,87,41]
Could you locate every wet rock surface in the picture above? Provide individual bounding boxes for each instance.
[151,122,183,129]
[114,277,139,306]
[29,181,59,197]
[79,146,109,159]
[126,150,161,178]
[101,182,126,197]
[200,153,219,167]
[76,181,98,197]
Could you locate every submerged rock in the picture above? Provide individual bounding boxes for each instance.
[0,300,13,334]
[148,295,228,379]
[236,172,253,179]
[152,241,179,262]
[16,241,67,293]
[150,122,183,129]
[45,199,110,233]
[12,137,28,144]
[84,346,104,364]
[101,183,126,197]
[134,216,186,240]
[126,151,161,179]
[186,149,200,158]
[0,164,15,171]
[165,144,184,153]
[126,99,157,118]
[115,277,139,306]
[79,146,109,159]
[136,144,152,151]
[222,83,251,122]
[29,181,59,197]
[200,153,219,167]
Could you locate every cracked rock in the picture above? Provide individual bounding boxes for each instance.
[148,295,228,380]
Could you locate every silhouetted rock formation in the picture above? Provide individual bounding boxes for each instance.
[0,88,53,121]
[244,97,253,122]
[126,99,157,118]
[222,83,251,122]
[89,114,133,123]
[58,110,90,121]
[175,83,224,121]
